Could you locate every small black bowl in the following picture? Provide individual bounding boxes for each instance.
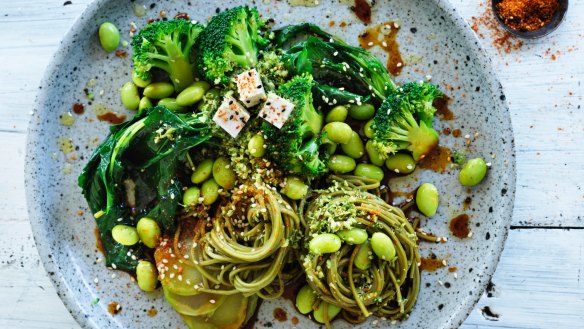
[492,0,569,38]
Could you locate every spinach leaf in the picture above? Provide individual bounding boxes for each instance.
[279,35,395,103]
[78,106,211,271]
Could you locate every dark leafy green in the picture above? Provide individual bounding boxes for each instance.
[274,23,396,104]
[78,106,211,271]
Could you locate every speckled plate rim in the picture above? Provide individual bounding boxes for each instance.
[25,0,516,328]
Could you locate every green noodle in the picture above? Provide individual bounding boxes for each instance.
[300,177,421,327]
[179,182,302,299]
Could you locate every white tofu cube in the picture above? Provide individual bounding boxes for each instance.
[212,96,250,138]
[258,93,295,129]
[234,69,267,108]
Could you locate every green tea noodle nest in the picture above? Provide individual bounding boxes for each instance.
[301,179,420,323]
[185,183,302,299]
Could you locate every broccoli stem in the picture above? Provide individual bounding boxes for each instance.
[167,56,195,92]
[156,36,195,92]
[226,32,257,67]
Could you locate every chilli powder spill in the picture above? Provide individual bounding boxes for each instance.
[495,0,560,32]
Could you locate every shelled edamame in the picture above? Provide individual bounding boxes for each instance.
[111,224,139,246]
[120,82,140,111]
[309,233,342,255]
[136,260,158,292]
[212,157,236,189]
[416,183,439,217]
[282,177,308,200]
[296,285,317,314]
[459,157,488,186]
[136,217,161,248]
[98,22,120,53]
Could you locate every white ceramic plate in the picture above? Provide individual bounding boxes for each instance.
[26,0,516,328]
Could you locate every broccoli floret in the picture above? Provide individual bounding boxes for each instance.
[372,82,443,161]
[132,19,204,92]
[451,150,466,165]
[256,50,289,90]
[262,74,328,177]
[196,6,269,85]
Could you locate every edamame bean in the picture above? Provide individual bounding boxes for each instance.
[365,140,385,166]
[191,159,214,184]
[459,158,487,187]
[182,187,201,207]
[138,97,153,111]
[354,163,384,181]
[336,228,368,244]
[296,285,317,314]
[325,105,348,123]
[348,103,375,120]
[370,232,396,261]
[385,153,416,174]
[212,157,236,190]
[176,81,211,106]
[143,82,174,99]
[341,131,365,159]
[282,177,308,200]
[120,82,140,111]
[98,22,120,53]
[136,260,158,292]
[111,224,139,246]
[309,233,342,255]
[354,240,372,270]
[136,217,161,248]
[313,302,342,324]
[322,122,352,144]
[248,134,266,158]
[327,155,356,173]
[158,98,187,112]
[321,139,337,156]
[363,119,375,138]
[416,183,439,217]
[132,69,151,88]
[201,178,220,205]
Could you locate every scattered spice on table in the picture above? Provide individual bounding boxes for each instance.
[471,0,524,53]
[495,0,559,32]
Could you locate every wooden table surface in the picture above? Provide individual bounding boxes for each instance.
[1,1,583,328]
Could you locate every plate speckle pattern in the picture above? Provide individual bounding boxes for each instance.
[25,0,515,328]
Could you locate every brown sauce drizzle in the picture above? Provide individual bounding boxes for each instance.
[420,256,446,272]
[450,214,470,239]
[174,12,190,20]
[107,302,121,315]
[353,0,372,24]
[97,112,127,124]
[147,307,157,317]
[433,95,453,120]
[95,226,105,254]
[385,190,414,207]
[463,196,472,210]
[273,307,288,322]
[418,145,452,173]
[358,22,403,76]
[72,102,85,114]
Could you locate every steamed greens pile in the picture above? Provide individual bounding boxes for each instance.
[79,107,210,270]
[80,5,445,329]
